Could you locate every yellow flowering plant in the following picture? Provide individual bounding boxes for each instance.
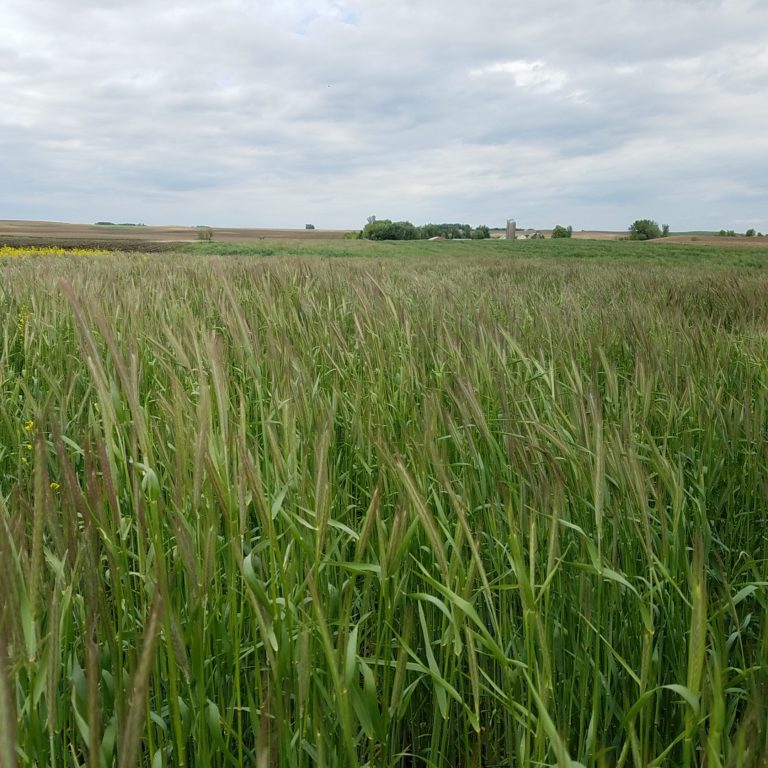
[0,245,108,258]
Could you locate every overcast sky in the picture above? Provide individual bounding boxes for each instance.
[1,0,766,231]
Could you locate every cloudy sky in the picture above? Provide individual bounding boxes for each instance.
[1,0,766,231]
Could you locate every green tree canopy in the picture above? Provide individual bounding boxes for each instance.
[360,219,419,240]
[551,225,572,239]
[360,219,489,241]
[629,219,662,240]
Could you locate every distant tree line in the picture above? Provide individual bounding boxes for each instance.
[360,217,491,240]
[94,222,147,227]
[720,228,763,237]
[629,222,766,239]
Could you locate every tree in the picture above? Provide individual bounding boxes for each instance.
[361,218,487,241]
[360,218,418,240]
[746,228,755,237]
[551,225,572,239]
[661,224,670,237]
[629,219,662,240]
[419,223,442,239]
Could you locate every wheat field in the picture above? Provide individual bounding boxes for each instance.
[0,244,766,767]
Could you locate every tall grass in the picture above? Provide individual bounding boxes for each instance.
[0,250,766,767]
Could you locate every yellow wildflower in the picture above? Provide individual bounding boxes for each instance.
[24,420,35,432]
[49,482,60,491]
[17,304,32,331]
[0,245,108,259]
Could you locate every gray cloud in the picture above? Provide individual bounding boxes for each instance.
[1,0,767,230]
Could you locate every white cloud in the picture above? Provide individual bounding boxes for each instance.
[471,60,570,94]
[0,0,767,230]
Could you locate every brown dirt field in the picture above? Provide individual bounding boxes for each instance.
[0,220,352,245]
[655,235,768,247]
[571,231,626,240]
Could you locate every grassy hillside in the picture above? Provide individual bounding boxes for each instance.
[0,243,766,767]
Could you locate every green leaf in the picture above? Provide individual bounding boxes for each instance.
[344,624,359,688]
[352,660,381,740]
[732,585,757,606]
[206,699,225,747]
[663,684,700,715]
[601,567,638,595]
[334,562,382,578]
[101,717,118,768]
[418,604,448,719]
[270,484,290,520]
